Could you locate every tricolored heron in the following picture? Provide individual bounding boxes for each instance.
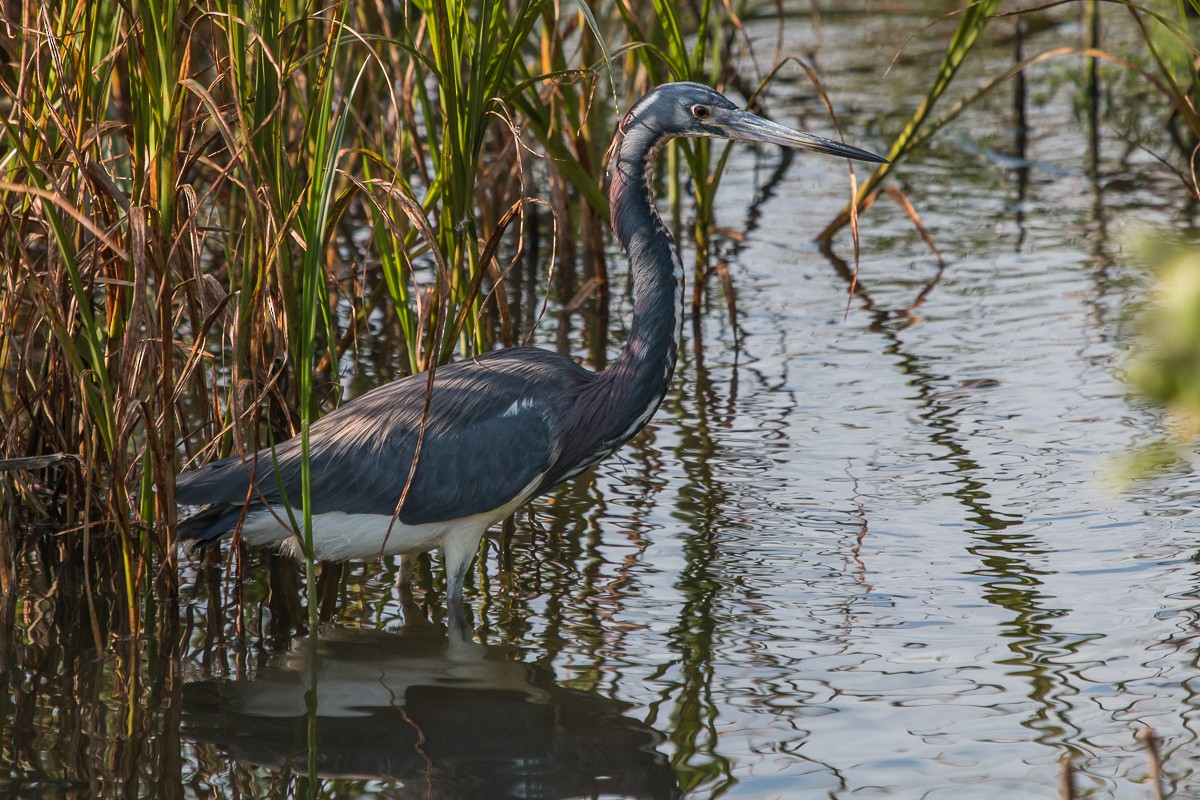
[175,82,886,606]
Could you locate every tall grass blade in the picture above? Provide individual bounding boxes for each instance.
[818,0,1000,242]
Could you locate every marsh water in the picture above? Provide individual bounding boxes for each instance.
[7,4,1200,799]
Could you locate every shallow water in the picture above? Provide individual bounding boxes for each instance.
[7,3,1200,799]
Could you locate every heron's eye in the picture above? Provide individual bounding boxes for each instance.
[690,104,711,119]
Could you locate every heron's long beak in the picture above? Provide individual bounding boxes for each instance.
[723,110,889,164]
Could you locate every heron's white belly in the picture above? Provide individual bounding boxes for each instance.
[238,476,542,562]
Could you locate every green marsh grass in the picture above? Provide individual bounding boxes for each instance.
[0,0,819,633]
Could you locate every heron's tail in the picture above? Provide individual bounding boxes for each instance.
[175,505,243,549]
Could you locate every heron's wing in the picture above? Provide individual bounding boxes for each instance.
[176,349,591,526]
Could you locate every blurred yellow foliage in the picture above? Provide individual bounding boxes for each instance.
[1128,250,1200,438]
[1118,247,1200,480]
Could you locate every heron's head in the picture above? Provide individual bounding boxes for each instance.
[624,82,887,164]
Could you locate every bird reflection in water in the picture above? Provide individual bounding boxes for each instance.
[183,626,681,799]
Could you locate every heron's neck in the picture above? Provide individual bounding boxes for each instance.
[606,124,684,398]
[538,124,684,487]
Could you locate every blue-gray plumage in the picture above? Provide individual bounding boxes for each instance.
[175,82,887,605]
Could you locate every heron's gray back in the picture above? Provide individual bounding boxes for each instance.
[176,348,594,525]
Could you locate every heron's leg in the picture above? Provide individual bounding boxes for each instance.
[395,553,416,600]
[441,526,483,608]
